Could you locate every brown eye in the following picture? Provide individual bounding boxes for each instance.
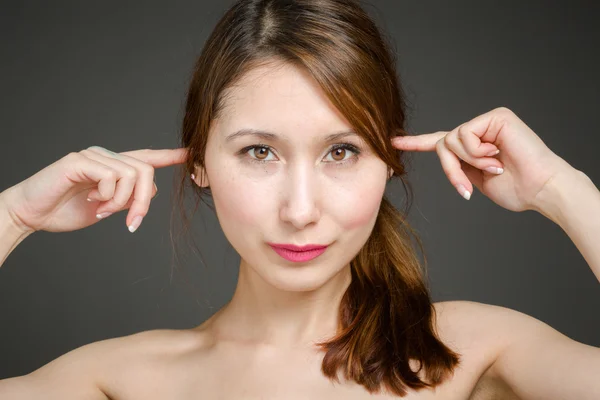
[330,148,346,161]
[253,147,269,160]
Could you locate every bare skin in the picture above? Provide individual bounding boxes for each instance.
[2,104,599,398]
[0,300,520,399]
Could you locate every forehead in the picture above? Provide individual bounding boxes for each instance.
[216,62,352,136]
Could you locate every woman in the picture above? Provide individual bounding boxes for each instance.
[1,0,599,398]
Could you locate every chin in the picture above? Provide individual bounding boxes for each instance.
[243,245,351,293]
[261,265,348,292]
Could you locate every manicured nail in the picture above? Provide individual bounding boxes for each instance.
[486,149,500,157]
[456,184,471,200]
[484,166,504,174]
[96,212,112,219]
[128,216,143,233]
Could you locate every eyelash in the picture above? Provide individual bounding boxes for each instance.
[238,142,362,166]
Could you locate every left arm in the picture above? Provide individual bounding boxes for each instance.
[486,168,600,399]
[533,167,600,282]
[393,108,600,399]
[478,301,600,400]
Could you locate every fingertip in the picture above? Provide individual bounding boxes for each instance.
[391,138,407,150]
[455,184,471,200]
[128,215,143,233]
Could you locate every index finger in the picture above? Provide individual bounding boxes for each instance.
[120,148,189,168]
[391,131,447,152]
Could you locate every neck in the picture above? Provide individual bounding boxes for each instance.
[208,259,352,349]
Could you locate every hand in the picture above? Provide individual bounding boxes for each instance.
[391,107,574,212]
[1,146,188,234]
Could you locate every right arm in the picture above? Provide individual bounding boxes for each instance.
[0,146,187,396]
[0,187,107,398]
[0,340,110,400]
[0,329,192,399]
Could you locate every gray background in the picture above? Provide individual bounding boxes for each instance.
[1,0,598,379]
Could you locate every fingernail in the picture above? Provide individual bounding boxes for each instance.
[191,173,195,180]
[486,149,500,157]
[484,166,504,174]
[456,184,471,200]
[153,182,158,191]
[96,212,112,219]
[128,216,143,233]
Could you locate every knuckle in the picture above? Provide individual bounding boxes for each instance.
[435,137,445,149]
[111,195,129,208]
[130,202,149,217]
[66,151,82,161]
[445,133,459,147]
[494,106,513,116]
[123,166,138,179]
[105,169,118,181]
[79,149,92,157]
[141,163,155,176]
[457,128,468,141]
[85,145,104,153]
[137,205,150,217]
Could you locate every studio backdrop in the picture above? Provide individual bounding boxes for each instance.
[0,0,598,379]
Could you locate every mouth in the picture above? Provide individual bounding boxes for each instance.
[267,243,329,263]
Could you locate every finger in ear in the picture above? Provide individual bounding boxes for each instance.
[191,166,210,188]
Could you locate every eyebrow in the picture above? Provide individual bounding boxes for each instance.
[224,128,359,143]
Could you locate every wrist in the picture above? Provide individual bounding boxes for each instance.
[0,187,35,237]
[0,188,34,267]
[532,167,597,227]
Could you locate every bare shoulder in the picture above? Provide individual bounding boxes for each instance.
[435,299,600,399]
[431,300,507,376]
[432,300,550,398]
[0,328,203,400]
[433,300,504,345]
[433,299,526,338]
[90,328,206,398]
[435,299,560,347]
[433,299,535,360]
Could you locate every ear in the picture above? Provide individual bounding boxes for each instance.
[192,164,210,188]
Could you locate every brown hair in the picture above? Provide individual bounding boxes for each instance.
[171,0,461,396]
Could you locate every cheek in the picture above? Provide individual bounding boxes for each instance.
[209,166,273,228]
[327,163,388,231]
[336,184,385,231]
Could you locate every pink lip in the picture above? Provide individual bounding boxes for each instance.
[268,243,329,263]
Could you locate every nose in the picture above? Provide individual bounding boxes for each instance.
[279,164,321,230]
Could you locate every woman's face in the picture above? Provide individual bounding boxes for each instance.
[199,62,389,292]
